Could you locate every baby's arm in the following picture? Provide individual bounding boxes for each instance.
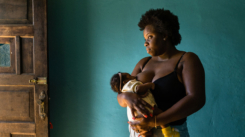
[136,82,155,95]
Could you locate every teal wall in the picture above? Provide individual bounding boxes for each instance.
[48,0,245,136]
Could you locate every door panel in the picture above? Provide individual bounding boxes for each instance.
[0,0,33,24]
[0,0,48,137]
[0,86,34,122]
[21,37,34,74]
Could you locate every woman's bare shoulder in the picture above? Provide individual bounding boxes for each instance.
[181,52,204,80]
[182,52,202,64]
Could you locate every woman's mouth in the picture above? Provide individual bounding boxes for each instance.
[146,48,150,53]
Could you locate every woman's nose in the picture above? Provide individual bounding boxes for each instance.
[144,41,149,47]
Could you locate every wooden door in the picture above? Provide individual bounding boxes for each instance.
[0,0,48,137]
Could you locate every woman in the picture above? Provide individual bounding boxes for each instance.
[117,8,205,137]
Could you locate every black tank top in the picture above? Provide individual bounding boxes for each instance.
[143,53,187,125]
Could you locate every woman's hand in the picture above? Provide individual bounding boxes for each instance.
[128,115,155,136]
[129,106,164,135]
[118,92,154,118]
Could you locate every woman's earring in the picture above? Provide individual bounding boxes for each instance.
[163,38,166,41]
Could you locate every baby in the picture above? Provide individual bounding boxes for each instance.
[110,72,180,137]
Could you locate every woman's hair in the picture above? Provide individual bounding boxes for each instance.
[138,8,181,46]
[110,72,123,94]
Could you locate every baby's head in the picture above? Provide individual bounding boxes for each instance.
[110,72,136,93]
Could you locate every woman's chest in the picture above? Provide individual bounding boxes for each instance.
[137,63,175,83]
[137,58,183,83]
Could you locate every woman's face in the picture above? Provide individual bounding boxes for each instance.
[143,25,166,56]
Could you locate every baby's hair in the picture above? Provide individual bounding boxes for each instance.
[110,72,123,94]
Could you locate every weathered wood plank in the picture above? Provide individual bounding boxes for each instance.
[11,135,35,137]
[33,0,47,77]
[15,36,21,75]
[0,122,35,133]
[0,133,10,137]
[21,38,33,74]
[0,26,33,36]
[0,75,34,85]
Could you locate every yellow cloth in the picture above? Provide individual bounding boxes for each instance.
[162,126,180,137]
[121,79,141,93]
[121,79,156,121]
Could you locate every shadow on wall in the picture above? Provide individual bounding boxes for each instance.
[48,0,93,136]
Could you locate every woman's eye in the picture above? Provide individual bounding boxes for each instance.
[148,36,152,39]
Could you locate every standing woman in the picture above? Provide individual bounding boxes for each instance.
[117,8,205,137]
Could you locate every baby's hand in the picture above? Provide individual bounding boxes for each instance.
[138,92,149,98]
[136,82,154,94]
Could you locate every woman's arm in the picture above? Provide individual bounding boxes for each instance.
[156,52,205,126]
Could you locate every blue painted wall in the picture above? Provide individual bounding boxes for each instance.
[48,0,245,136]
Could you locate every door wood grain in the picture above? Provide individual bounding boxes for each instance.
[0,0,48,137]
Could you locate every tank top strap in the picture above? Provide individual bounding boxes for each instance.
[142,56,152,70]
[174,52,186,71]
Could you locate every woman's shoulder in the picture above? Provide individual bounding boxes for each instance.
[182,52,201,63]
[181,52,204,71]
